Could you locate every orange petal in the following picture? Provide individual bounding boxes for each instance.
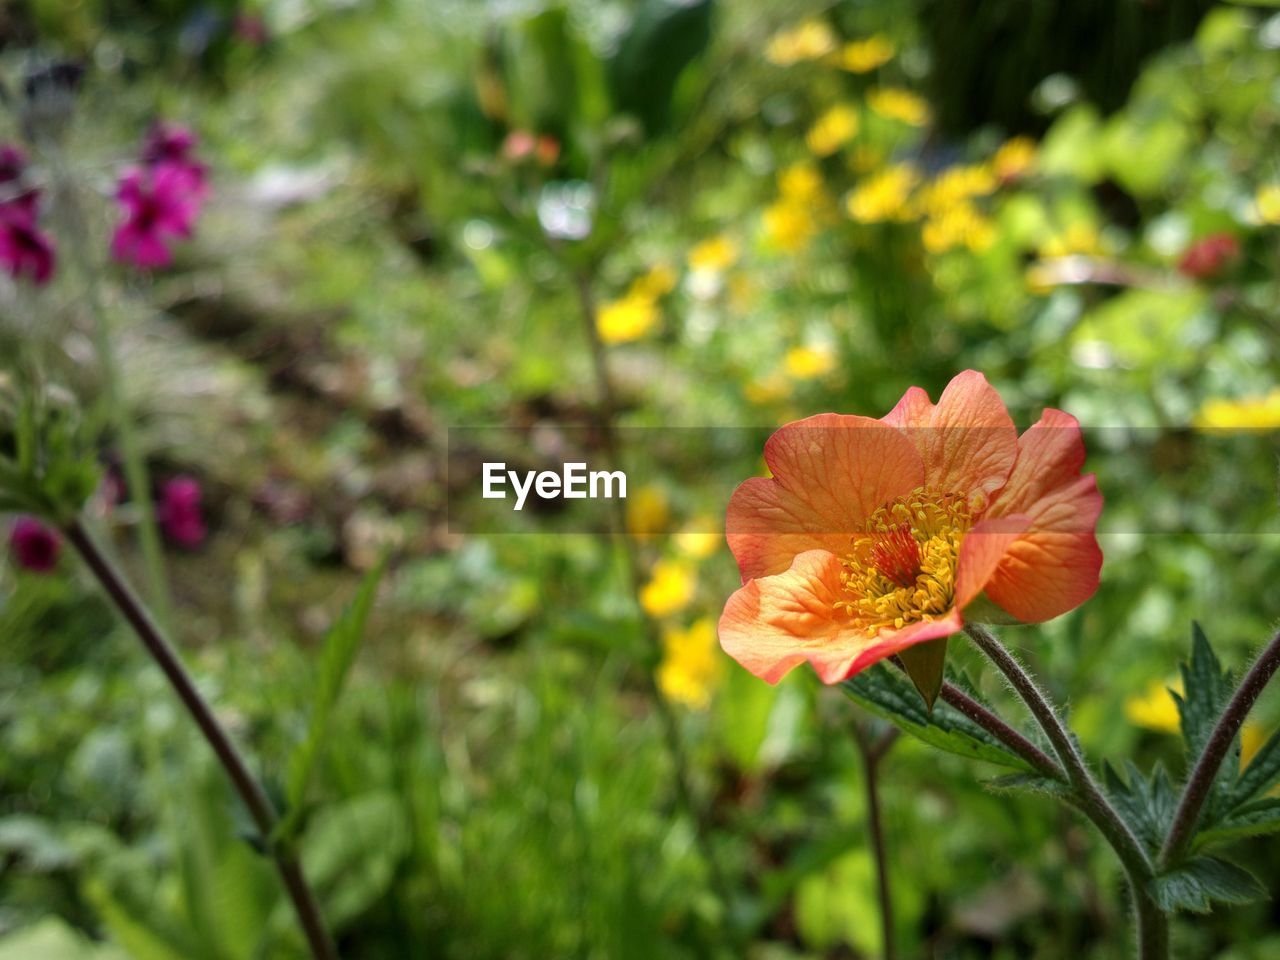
[954,514,1033,609]
[981,409,1103,622]
[727,414,923,582]
[718,550,963,684]
[882,370,1018,500]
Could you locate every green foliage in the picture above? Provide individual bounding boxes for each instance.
[608,0,715,136]
[280,561,385,842]
[1149,856,1267,914]
[843,665,1037,772]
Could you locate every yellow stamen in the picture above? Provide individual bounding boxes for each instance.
[836,487,971,636]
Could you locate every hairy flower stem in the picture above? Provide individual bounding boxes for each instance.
[65,519,338,960]
[1161,628,1280,867]
[852,722,897,960]
[567,264,736,918]
[52,159,173,628]
[964,624,1168,959]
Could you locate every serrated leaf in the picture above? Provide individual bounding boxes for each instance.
[1233,729,1280,806]
[1174,623,1241,828]
[1102,761,1176,856]
[280,561,384,840]
[1195,797,1280,849]
[842,664,1034,772]
[1149,856,1266,914]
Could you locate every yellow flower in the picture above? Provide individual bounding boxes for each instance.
[1242,723,1268,769]
[1038,222,1102,259]
[778,162,824,204]
[763,200,819,253]
[640,559,696,618]
[1256,184,1280,225]
[597,292,659,344]
[806,104,860,157]
[921,203,996,254]
[630,263,678,300]
[993,137,1037,181]
[836,35,894,73]
[783,344,836,379]
[675,523,721,559]
[917,164,997,216]
[867,87,930,126]
[626,485,670,537]
[765,20,837,66]
[1194,390,1280,431]
[744,372,793,405]
[657,617,724,710]
[688,234,740,274]
[845,163,921,223]
[1125,679,1183,735]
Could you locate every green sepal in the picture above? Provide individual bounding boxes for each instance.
[897,636,948,710]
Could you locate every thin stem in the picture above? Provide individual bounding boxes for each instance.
[852,721,896,960]
[1161,628,1280,867]
[64,520,338,960]
[566,262,736,914]
[53,160,173,628]
[964,624,1168,959]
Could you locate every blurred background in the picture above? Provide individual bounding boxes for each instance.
[2,0,1280,957]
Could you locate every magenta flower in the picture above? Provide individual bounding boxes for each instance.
[0,143,54,285]
[9,516,60,573]
[158,476,208,547]
[141,121,209,201]
[111,165,199,270]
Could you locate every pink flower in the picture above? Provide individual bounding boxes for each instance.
[158,476,207,547]
[141,121,209,201]
[111,165,199,270]
[0,143,54,285]
[9,516,60,573]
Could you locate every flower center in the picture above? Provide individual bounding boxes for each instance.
[836,487,972,636]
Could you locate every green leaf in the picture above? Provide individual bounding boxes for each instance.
[842,664,1034,772]
[82,877,196,960]
[985,772,1074,801]
[1174,623,1240,826]
[280,561,385,840]
[1102,761,1177,856]
[608,0,714,136]
[1233,729,1280,806]
[1196,798,1280,849]
[897,636,948,711]
[0,917,125,960]
[1149,856,1267,914]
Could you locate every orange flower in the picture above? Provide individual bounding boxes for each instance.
[719,370,1102,685]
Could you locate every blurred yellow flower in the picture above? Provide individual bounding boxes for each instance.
[922,203,996,254]
[765,20,837,66]
[846,164,920,223]
[763,200,819,253]
[1125,678,1183,735]
[597,292,659,344]
[688,234,739,274]
[626,485,670,537]
[867,87,930,126]
[918,164,997,216]
[1242,723,1268,769]
[836,35,894,73]
[657,617,723,710]
[1256,184,1280,225]
[783,344,836,379]
[744,372,793,405]
[806,104,860,157]
[1039,222,1102,259]
[993,137,1038,181]
[1194,390,1280,431]
[675,524,721,559]
[778,162,824,204]
[631,263,678,300]
[640,559,696,618]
